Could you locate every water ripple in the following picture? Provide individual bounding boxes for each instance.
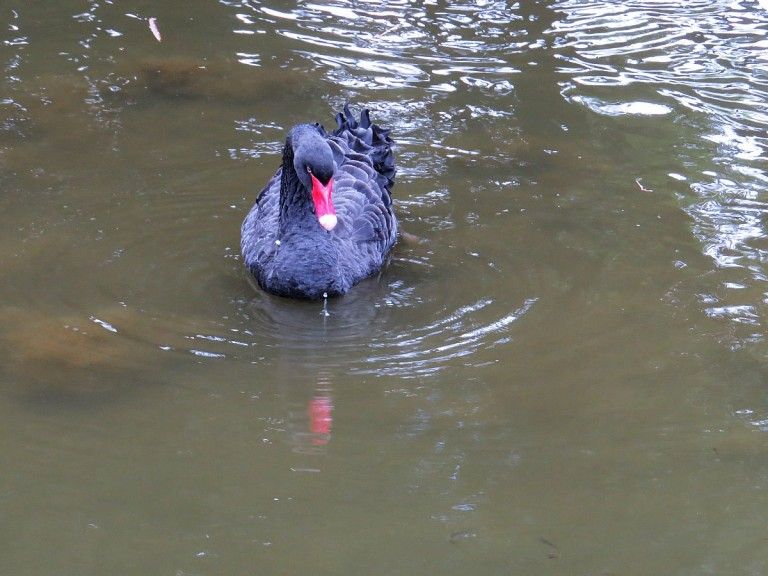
[229,288,536,378]
[551,0,768,344]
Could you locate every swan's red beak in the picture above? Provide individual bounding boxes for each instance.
[310,173,337,231]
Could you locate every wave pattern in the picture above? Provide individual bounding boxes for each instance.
[5,0,768,387]
[549,0,768,344]
[220,1,537,175]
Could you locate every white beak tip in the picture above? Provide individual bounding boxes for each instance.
[318,214,338,231]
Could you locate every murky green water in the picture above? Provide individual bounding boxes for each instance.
[2,1,768,574]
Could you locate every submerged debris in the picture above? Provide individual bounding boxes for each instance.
[635,177,653,192]
[540,537,560,558]
[448,529,477,543]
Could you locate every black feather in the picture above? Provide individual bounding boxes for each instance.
[241,105,398,299]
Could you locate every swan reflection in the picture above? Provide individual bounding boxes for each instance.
[287,370,334,458]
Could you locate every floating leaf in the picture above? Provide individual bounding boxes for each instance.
[148,17,161,42]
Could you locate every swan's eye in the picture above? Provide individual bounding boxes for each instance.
[306,166,313,174]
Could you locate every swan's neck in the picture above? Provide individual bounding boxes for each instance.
[278,147,316,236]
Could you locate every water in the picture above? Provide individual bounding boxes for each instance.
[2,1,768,574]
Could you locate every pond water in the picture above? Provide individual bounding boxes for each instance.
[2,1,768,574]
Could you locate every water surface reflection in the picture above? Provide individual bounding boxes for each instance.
[551,0,768,345]
[3,1,768,574]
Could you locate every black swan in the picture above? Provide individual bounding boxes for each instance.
[241,105,397,299]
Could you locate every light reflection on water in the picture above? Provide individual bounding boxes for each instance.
[550,0,768,342]
[3,1,768,574]
[244,0,768,349]
[1,1,766,399]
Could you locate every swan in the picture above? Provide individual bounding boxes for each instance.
[241,105,397,299]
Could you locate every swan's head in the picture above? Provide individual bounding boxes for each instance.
[291,125,337,231]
